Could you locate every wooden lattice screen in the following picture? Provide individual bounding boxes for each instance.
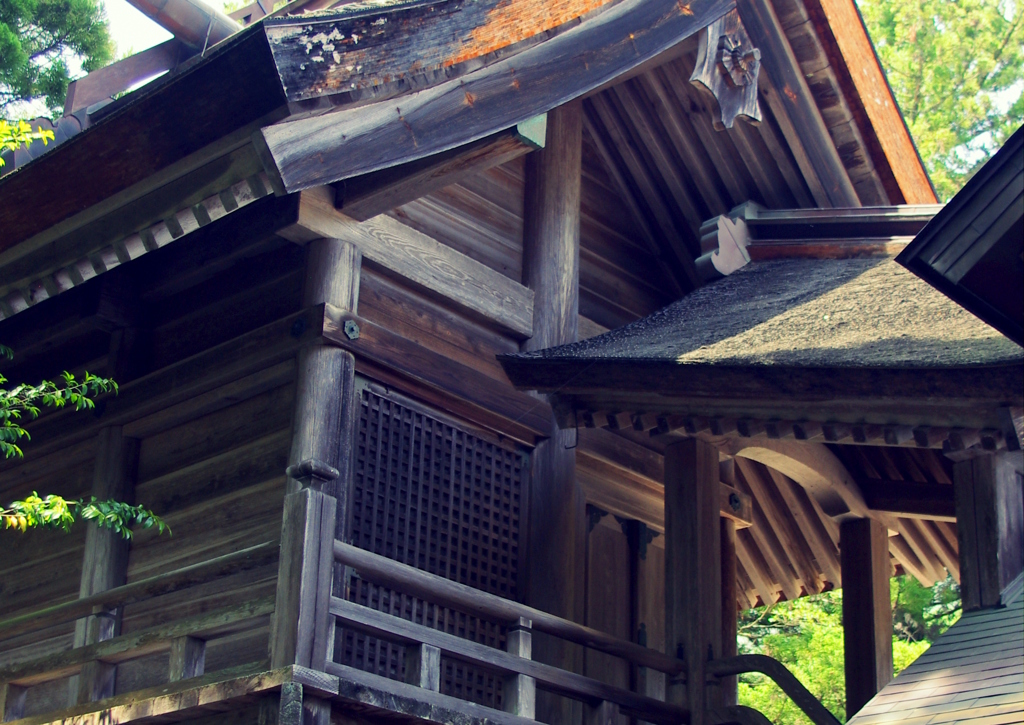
[337,380,526,707]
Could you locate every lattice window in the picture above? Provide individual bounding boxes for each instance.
[337,380,525,708]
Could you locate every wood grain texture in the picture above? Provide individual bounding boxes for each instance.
[338,117,546,222]
[799,0,936,203]
[282,187,534,339]
[168,636,206,682]
[840,518,892,718]
[258,0,735,192]
[734,0,859,207]
[664,438,722,724]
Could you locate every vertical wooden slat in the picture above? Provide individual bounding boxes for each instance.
[954,452,1024,610]
[720,518,738,707]
[840,518,893,718]
[169,636,206,682]
[72,426,139,705]
[405,643,442,691]
[503,617,536,718]
[521,99,586,724]
[0,683,27,722]
[665,438,722,725]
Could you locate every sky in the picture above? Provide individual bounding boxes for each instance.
[103,0,237,56]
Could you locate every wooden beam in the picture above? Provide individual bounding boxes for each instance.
[280,186,534,339]
[257,0,735,192]
[731,0,860,207]
[521,100,585,725]
[337,116,546,222]
[953,451,1024,611]
[857,478,956,521]
[322,306,549,443]
[71,426,139,705]
[720,518,738,707]
[64,39,191,114]
[665,437,722,724]
[840,518,893,719]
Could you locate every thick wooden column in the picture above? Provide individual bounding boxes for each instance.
[840,518,892,718]
[665,438,722,725]
[272,237,361,724]
[954,451,1024,611]
[521,100,584,725]
[70,426,139,705]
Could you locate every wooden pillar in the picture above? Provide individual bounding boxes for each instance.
[720,518,738,707]
[271,237,361,725]
[840,518,892,718]
[665,438,722,725]
[954,451,1024,611]
[70,426,139,705]
[521,101,584,725]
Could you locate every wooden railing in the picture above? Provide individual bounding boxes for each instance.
[332,540,688,723]
[0,542,277,722]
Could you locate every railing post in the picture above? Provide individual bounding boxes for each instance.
[584,700,620,725]
[503,617,536,718]
[169,636,206,682]
[405,643,441,691]
[0,683,27,722]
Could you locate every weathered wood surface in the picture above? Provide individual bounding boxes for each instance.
[519,100,586,724]
[798,0,936,203]
[0,542,278,641]
[270,489,336,670]
[64,39,191,114]
[954,451,1024,611]
[338,116,547,222]
[0,664,328,725]
[258,0,735,192]
[327,661,536,725]
[665,438,722,724]
[322,305,549,443]
[839,518,892,718]
[733,0,858,207]
[689,9,762,129]
[168,636,207,682]
[281,187,535,339]
[330,598,687,722]
[720,519,738,707]
[503,618,535,719]
[0,598,273,687]
[332,541,683,674]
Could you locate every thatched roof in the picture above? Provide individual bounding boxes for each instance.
[505,257,1022,370]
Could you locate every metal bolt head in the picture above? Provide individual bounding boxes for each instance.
[729,492,742,512]
[343,319,360,340]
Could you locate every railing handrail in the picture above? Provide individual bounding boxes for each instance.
[333,540,684,675]
[707,655,841,725]
[0,541,278,641]
[0,596,274,687]
[329,596,688,724]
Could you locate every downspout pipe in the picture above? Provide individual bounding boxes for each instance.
[124,0,242,51]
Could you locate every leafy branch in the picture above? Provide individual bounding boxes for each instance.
[1,492,169,538]
[0,119,55,167]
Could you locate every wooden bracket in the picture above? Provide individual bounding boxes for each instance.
[690,8,763,130]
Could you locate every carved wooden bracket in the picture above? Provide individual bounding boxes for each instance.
[690,9,763,130]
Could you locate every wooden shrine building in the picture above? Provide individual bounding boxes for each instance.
[0,0,1019,723]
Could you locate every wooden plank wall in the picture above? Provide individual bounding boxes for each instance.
[388,151,677,332]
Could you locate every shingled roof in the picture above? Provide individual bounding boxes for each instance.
[848,574,1024,725]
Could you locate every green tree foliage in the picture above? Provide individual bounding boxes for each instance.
[858,0,1024,200]
[0,0,113,116]
[737,575,960,724]
[1,343,167,537]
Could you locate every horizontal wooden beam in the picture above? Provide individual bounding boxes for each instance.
[336,116,547,222]
[257,0,734,192]
[858,479,956,521]
[1,598,273,687]
[281,187,534,338]
[322,305,548,443]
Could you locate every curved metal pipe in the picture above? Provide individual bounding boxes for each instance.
[707,655,842,725]
[125,0,241,50]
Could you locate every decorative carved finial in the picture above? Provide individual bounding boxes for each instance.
[690,9,763,130]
